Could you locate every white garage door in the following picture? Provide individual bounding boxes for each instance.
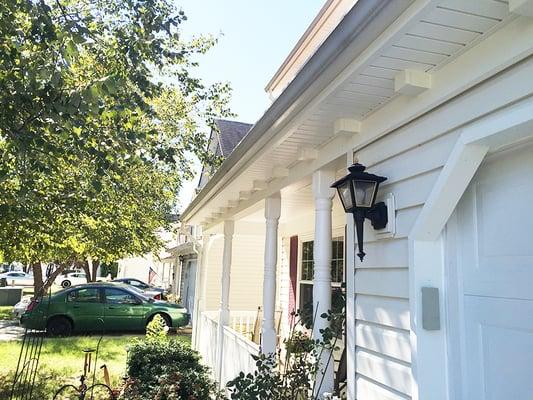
[450,143,533,400]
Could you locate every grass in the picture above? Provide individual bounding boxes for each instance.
[0,306,13,320]
[0,333,191,390]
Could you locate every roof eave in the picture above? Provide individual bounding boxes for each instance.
[180,0,413,224]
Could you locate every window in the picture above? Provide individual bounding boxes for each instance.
[105,288,139,305]
[67,288,100,303]
[130,280,148,289]
[331,240,344,283]
[299,237,344,321]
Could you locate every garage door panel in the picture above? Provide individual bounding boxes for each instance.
[458,145,533,301]
[451,143,533,400]
[464,296,533,400]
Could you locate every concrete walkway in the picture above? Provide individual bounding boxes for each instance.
[0,320,25,341]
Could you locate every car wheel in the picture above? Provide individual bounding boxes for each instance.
[61,280,71,288]
[47,316,72,337]
[147,313,171,329]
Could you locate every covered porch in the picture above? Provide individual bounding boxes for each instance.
[190,165,354,394]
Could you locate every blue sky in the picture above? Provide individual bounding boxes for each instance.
[176,0,325,209]
[178,0,325,123]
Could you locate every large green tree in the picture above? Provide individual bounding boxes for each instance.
[0,0,231,294]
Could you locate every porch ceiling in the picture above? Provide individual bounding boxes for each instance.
[183,0,514,228]
[233,182,344,229]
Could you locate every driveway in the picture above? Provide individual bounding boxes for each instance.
[0,320,25,341]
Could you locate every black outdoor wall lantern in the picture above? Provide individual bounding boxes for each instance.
[331,163,388,262]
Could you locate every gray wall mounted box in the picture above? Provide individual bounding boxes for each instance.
[421,286,440,331]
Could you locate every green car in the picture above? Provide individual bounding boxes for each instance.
[20,283,189,336]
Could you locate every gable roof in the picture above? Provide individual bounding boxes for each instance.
[214,119,253,157]
[196,119,252,192]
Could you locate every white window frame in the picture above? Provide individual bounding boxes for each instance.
[295,227,345,312]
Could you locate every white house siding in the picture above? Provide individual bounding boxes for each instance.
[351,134,459,398]
[117,255,152,281]
[277,236,291,338]
[349,54,533,399]
[204,233,265,312]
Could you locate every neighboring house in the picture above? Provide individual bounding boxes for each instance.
[117,229,177,289]
[197,119,254,191]
[181,1,533,400]
[173,119,252,318]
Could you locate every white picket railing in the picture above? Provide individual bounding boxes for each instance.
[228,310,258,342]
[198,310,260,386]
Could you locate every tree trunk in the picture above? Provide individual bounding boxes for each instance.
[91,259,99,282]
[81,260,92,282]
[40,264,68,295]
[32,262,44,297]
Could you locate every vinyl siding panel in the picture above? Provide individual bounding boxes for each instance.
[356,294,410,331]
[355,268,409,299]
[360,238,409,269]
[278,237,291,337]
[352,127,460,397]
[356,375,410,400]
[356,348,412,396]
[204,237,223,311]
[204,234,265,312]
[356,321,411,363]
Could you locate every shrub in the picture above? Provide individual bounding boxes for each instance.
[226,308,345,400]
[146,314,169,339]
[121,337,222,399]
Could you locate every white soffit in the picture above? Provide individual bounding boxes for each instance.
[195,0,513,225]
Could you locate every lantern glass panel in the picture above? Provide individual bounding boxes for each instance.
[337,181,353,212]
[352,180,376,208]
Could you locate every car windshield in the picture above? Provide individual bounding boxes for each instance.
[117,285,150,302]
[130,280,149,289]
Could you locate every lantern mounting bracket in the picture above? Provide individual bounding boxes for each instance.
[367,201,388,230]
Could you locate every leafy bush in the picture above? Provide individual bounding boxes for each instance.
[226,308,345,400]
[146,314,169,339]
[121,337,222,399]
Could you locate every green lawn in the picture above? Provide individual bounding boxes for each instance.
[0,333,191,394]
[0,306,13,320]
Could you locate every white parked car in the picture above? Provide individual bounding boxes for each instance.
[0,271,34,286]
[56,272,88,288]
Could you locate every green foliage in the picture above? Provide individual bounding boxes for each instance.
[123,336,221,399]
[99,261,118,279]
[0,306,13,320]
[145,314,169,340]
[226,308,346,400]
[0,0,233,291]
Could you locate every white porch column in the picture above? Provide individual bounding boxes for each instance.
[261,193,281,354]
[312,168,336,397]
[192,234,212,350]
[216,220,234,382]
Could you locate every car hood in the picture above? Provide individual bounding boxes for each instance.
[152,300,185,310]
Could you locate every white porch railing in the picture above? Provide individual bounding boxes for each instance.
[199,311,260,386]
[228,310,258,342]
